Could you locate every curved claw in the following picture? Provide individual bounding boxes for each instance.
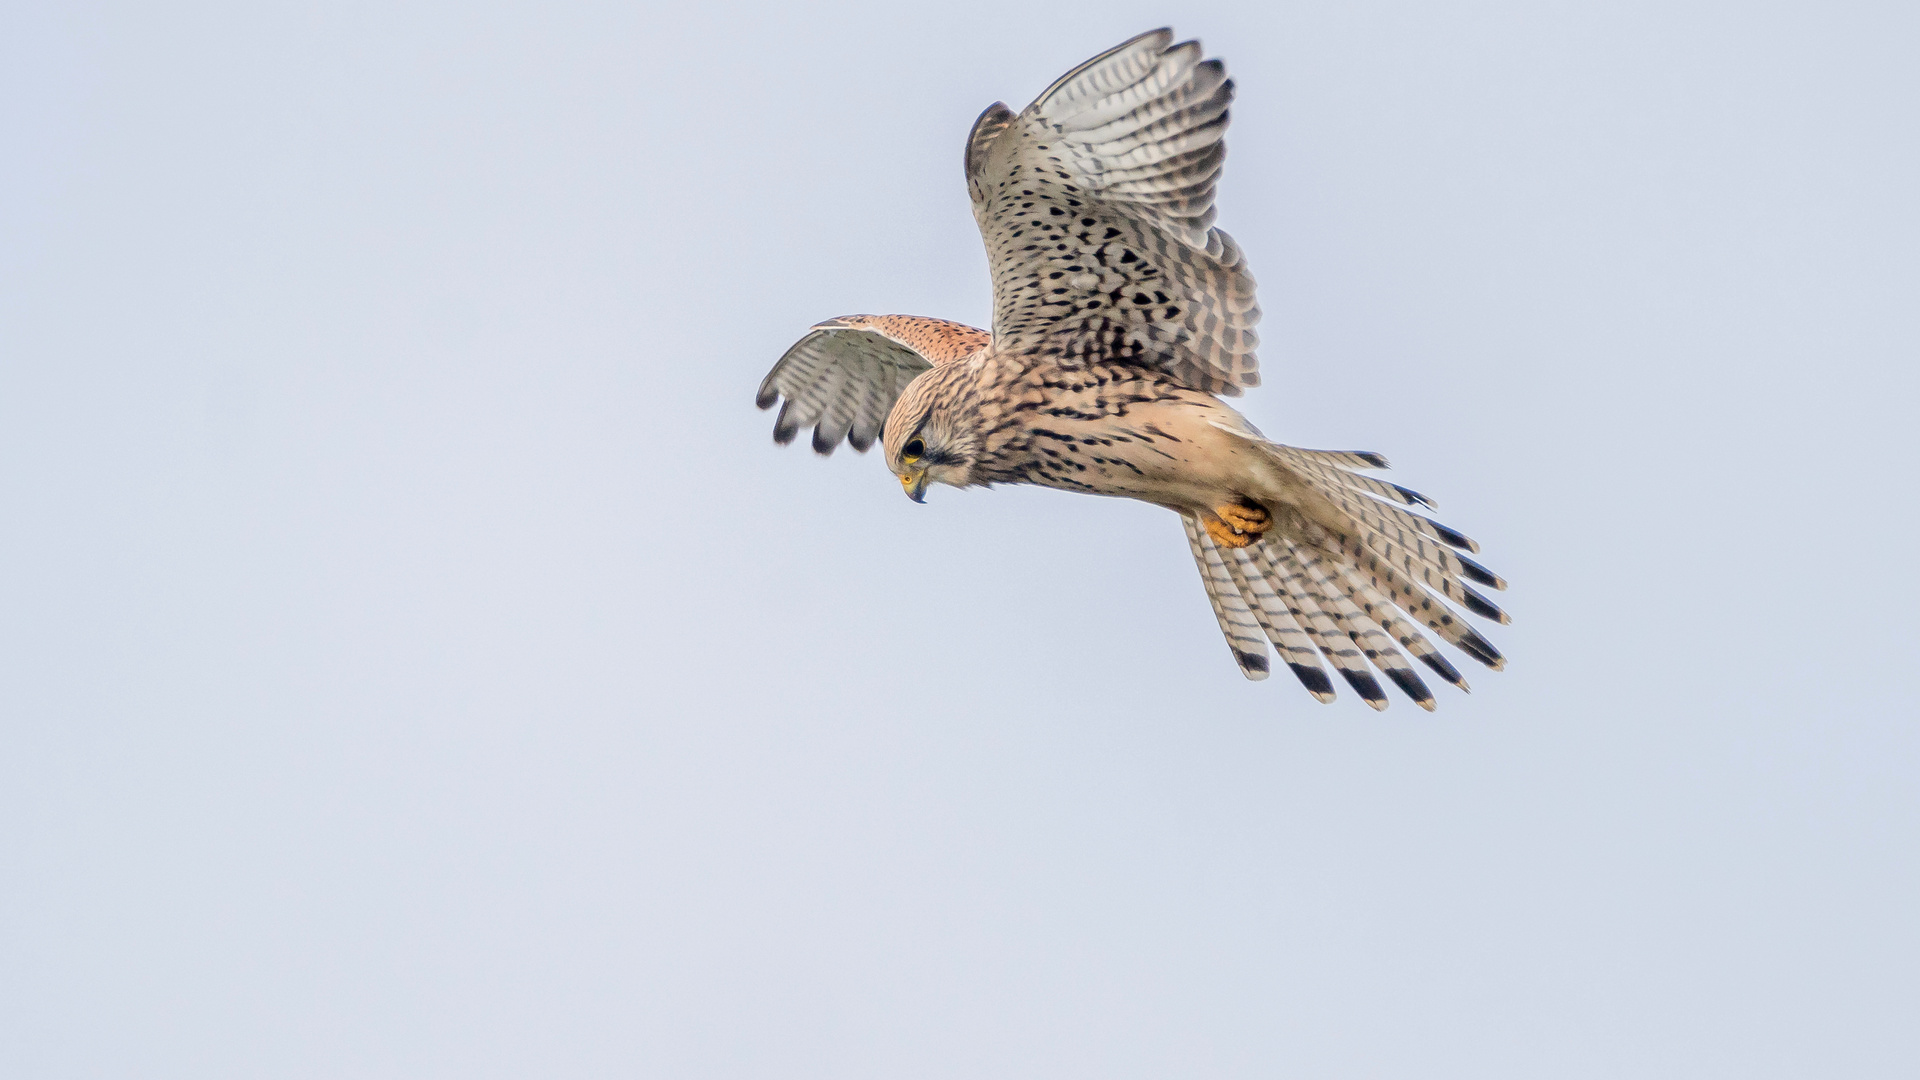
[1204,500,1270,548]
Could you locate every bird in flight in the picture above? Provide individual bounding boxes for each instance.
[755,28,1507,709]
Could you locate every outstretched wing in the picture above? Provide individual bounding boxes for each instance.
[966,28,1260,396]
[756,315,990,454]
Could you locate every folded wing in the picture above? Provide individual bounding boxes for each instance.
[756,315,991,454]
[967,28,1260,395]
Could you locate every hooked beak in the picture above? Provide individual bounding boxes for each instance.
[899,470,929,503]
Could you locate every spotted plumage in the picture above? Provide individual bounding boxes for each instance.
[756,29,1509,709]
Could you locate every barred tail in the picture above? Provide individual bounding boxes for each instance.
[1181,515,1272,682]
[1186,424,1509,709]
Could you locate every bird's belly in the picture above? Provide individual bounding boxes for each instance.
[1021,450,1211,507]
[1006,395,1266,514]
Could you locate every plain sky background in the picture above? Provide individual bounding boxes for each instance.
[3,1,1916,1077]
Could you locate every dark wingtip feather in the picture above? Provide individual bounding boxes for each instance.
[754,381,779,410]
[1457,553,1506,590]
[1462,587,1509,624]
[810,425,839,456]
[1432,521,1480,553]
[846,429,875,453]
[1456,628,1506,671]
[1393,483,1434,509]
[1414,649,1469,691]
[1235,650,1270,676]
[1287,663,1336,702]
[1384,668,1437,711]
[772,406,801,445]
[1337,668,1390,711]
[1356,451,1390,469]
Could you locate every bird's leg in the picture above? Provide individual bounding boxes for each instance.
[1203,498,1271,548]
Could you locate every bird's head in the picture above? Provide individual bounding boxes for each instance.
[882,372,979,502]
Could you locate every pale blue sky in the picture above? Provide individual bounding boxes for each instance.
[3,2,1916,1077]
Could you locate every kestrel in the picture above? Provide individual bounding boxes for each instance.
[755,29,1507,709]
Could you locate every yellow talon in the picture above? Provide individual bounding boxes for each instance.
[1205,500,1270,548]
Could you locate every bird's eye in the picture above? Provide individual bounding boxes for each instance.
[903,438,926,461]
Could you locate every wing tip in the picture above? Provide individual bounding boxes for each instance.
[1392,483,1434,509]
[1339,670,1390,711]
[1383,668,1436,711]
[771,401,800,444]
[1457,553,1507,590]
[1462,587,1510,625]
[1456,628,1506,671]
[1287,663,1336,703]
[1414,650,1469,692]
[1433,521,1480,553]
[1235,649,1271,680]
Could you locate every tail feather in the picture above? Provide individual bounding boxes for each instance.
[1271,444,1434,509]
[1260,435,1513,625]
[1337,565,1470,693]
[1178,428,1507,707]
[1320,469,1483,556]
[1218,541,1335,701]
[1210,423,1489,564]
[1294,547,1436,711]
[1330,530,1507,671]
[1281,447,1393,471]
[1264,541,1389,710]
[1181,515,1271,680]
[1316,479,1506,601]
[1353,519,1511,623]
